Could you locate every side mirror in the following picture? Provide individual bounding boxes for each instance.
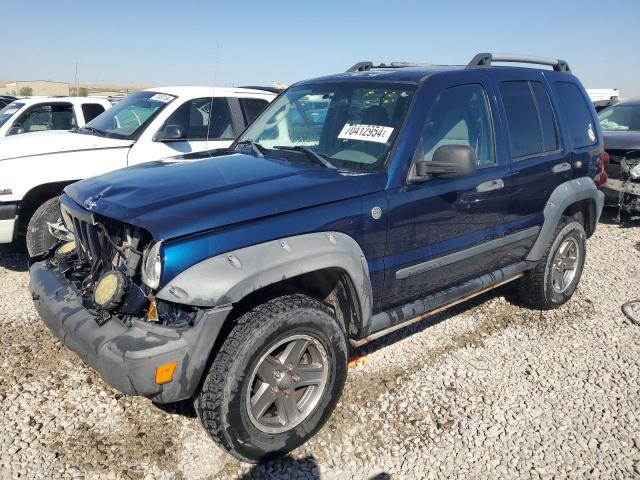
[154,124,185,142]
[413,144,477,180]
[7,126,25,136]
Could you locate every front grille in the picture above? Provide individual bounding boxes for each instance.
[59,199,104,262]
[71,215,102,261]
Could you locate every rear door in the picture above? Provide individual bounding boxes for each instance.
[489,70,570,242]
[381,71,508,309]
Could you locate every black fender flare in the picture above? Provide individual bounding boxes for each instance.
[156,231,373,329]
[527,177,604,262]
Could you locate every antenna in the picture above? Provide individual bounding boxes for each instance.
[205,44,220,154]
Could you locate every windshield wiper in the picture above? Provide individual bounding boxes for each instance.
[79,126,106,136]
[274,145,336,169]
[236,139,266,158]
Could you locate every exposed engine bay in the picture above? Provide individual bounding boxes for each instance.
[49,200,197,329]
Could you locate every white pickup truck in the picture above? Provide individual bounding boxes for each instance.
[0,86,276,254]
[0,97,112,137]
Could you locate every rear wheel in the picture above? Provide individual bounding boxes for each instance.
[518,218,586,309]
[194,294,348,463]
[26,197,65,257]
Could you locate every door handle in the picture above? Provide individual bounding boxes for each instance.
[475,179,504,193]
[552,162,571,174]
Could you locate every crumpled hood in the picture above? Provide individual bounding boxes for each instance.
[65,151,387,240]
[603,131,640,152]
[0,130,133,161]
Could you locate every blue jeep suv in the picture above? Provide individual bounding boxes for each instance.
[29,53,605,461]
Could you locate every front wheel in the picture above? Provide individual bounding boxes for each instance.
[194,294,348,463]
[26,197,65,257]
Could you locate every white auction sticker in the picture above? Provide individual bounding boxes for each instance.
[149,93,173,103]
[338,123,394,144]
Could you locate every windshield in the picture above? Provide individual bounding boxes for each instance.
[237,82,415,171]
[0,102,24,128]
[599,104,640,131]
[82,91,175,139]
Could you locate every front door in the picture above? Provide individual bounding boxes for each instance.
[127,97,240,165]
[381,73,508,309]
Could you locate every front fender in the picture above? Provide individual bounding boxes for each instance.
[156,231,373,325]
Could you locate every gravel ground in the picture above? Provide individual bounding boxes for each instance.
[0,212,639,479]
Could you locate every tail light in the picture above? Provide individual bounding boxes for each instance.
[595,151,609,188]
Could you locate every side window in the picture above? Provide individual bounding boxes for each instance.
[500,81,559,159]
[555,82,596,148]
[421,84,495,166]
[82,103,106,123]
[16,103,77,132]
[240,98,269,125]
[161,97,235,140]
[531,82,559,152]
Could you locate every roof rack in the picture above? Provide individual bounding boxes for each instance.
[467,53,571,72]
[346,61,432,73]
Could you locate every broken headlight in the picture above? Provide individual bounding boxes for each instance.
[630,163,640,180]
[141,241,162,290]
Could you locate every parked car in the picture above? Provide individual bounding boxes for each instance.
[0,86,276,254]
[0,97,112,137]
[29,53,604,462]
[598,99,640,213]
[587,88,620,112]
[0,95,18,109]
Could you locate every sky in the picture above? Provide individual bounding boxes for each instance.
[1,0,639,97]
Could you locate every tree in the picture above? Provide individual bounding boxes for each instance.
[18,86,33,96]
[78,87,88,97]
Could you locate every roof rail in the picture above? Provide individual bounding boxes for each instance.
[467,53,571,72]
[346,61,432,73]
[346,62,375,72]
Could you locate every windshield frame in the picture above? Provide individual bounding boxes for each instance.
[80,91,176,140]
[598,104,640,132]
[233,80,419,172]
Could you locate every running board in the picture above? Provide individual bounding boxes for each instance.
[351,262,529,347]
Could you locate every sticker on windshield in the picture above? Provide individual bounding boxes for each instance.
[2,108,18,115]
[338,123,394,144]
[149,93,173,103]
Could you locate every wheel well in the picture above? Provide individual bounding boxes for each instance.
[195,268,364,398]
[18,181,77,233]
[563,199,597,237]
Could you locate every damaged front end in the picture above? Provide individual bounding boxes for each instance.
[28,194,232,403]
[603,149,640,216]
[53,196,196,328]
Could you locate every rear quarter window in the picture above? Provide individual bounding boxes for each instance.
[555,81,596,148]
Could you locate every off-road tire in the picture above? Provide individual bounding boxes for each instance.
[517,218,586,309]
[194,294,348,463]
[26,197,61,257]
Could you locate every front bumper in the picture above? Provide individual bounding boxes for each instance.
[0,203,18,243]
[29,260,232,403]
[602,178,640,211]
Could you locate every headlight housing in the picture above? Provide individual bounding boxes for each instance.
[141,241,162,290]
